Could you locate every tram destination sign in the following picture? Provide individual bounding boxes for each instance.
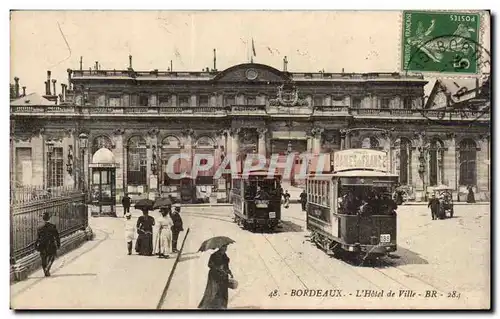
[333,149,388,173]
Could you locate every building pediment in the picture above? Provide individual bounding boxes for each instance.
[213,63,289,83]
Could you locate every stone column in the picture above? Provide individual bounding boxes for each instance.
[63,129,76,188]
[257,128,267,158]
[231,128,240,172]
[443,132,456,190]
[381,132,392,172]
[113,129,125,198]
[147,128,159,199]
[182,129,195,174]
[311,128,324,153]
[477,134,490,195]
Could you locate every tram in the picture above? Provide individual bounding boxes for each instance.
[306,149,399,263]
[231,170,282,231]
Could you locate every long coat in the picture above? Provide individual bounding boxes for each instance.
[198,251,232,309]
[35,222,60,254]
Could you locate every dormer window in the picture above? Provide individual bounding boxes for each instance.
[380,97,390,109]
[313,96,323,106]
[352,97,362,108]
[158,95,171,107]
[139,95,149,107]
[403,97,412,109]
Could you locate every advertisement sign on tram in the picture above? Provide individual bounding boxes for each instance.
[333,149,388,172]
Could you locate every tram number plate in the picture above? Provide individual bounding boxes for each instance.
[380,234,391,243]
[269,212,276,219]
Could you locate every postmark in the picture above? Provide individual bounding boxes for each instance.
[402,11,481,73]
[407,34,490,125]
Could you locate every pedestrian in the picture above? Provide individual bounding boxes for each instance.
[170,204,184,253]
[135,209,155,256]
[282,190,291,209]
[467,185,476,203]
[124,212,135,255]
[155,206,173,258]
[299,189,307,211]
[122,193,131,216]
[428,193,439,220]
[35,212,60,277]
[198,244,234,309]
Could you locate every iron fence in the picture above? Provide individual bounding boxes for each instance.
[10,187,88,262]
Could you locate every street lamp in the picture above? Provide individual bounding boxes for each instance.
[79,133,88,192]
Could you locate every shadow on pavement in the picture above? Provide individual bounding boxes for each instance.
[276,220,303,233]
[29,273,98,279]
[384,246,429,266]
[178,254,200,263]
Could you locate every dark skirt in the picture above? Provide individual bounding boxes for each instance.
[467,192,476,203]
[198,269,229,309]
[135,233,153,256]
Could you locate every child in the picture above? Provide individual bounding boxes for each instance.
[124,212,135,255]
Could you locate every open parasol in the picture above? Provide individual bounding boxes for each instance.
[153,197,172,209]
[134,198,155,210]
[198,236,235,252]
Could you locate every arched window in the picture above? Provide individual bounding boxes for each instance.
[399,138,412,185]
[127,136,147,186]
[194,136,216,181]
[429,138,444,186]
[92,135,113,154]
[459,139,477,186]
[161,136,182,186]
[361,136,380,150]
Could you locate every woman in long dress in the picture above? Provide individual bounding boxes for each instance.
[155,207,173,258]
[198,245,233,309]
[135,209,155,256]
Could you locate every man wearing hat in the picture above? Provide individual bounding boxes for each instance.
[428,193,440,220]
[124,212,135,255]
[170,203,184,253]
[35,212,60,277]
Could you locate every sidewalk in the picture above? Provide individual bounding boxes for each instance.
[10,208,185,309]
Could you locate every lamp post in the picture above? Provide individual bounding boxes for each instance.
[287,141,294,186]
[79,133,88,193]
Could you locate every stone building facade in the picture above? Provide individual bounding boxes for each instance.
[10,59,491,203]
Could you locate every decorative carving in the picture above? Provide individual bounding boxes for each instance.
[113,128,125,135]
[181,128,195,137]
[445,132,456,139]
[257,128,268,138]
[229,128,240,137]
[216,129,226,137]
[310,127,324,138]
[148,127,159,137]
[239,128,258,144]
[479,133,490,141]
[268,83,309,107]
[339,129,348,137]
[64,128,75,137]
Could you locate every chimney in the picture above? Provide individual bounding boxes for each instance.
[80,56,83,70]
[46,71,52,95]
[342,68,345,73]
[67,69,72,90]
[213,49,217,71]
[22,86,26,97]
[129,55,132,69]
[14,77,19,98]
[52,79,57,96]
[95,61,99,70]
[170,60,173,72]
[283,56,288,72]
[61,83,66,101]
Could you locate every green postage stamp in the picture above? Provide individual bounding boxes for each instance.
[402,11,481,73]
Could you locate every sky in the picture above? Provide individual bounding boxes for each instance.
[11,11,404,95]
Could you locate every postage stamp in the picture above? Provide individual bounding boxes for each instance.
[402,11,481,73]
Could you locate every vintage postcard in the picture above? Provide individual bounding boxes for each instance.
[9,10,491,310]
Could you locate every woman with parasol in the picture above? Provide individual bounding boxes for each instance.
[135,199,155,256]
[198,236,235,309]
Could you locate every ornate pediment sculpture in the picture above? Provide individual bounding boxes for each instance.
[269,83,309,107]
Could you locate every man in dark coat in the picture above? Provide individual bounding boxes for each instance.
[428,193,440,220]
[122,193,131,216]
[35,212,60,277]
[299,190,307,211]
[171,204,184,253]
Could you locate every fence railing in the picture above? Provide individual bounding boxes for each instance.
[10,187,88,262]
[10,185,78,205]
